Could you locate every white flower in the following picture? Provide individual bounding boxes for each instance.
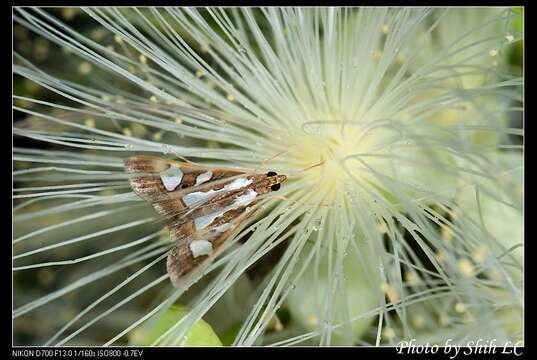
[13,7,522,346]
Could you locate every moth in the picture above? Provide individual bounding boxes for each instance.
[124,155,286,286]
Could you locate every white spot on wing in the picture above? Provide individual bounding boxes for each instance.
[189,240,213,258]
[214,223,232,233]
[182,177,251,207]
[231,190,258,208]
[195,211,223,230]
[195,171,213,186]
[160,165,183,191]
[193,190,258,230]
[225,177,252,191]
[182,190,217,206]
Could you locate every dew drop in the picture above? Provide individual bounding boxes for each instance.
[311,218,322,231]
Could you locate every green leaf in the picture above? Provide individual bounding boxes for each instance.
[219,323,242,346]
[129,304,222,346]
[509,7,523,34]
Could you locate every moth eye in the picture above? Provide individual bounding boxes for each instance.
[271,183,281,191]
[267,171,277,177]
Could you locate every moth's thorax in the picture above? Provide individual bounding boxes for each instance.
[248,173,287,194]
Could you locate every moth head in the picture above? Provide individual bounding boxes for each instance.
[265,171,287,191]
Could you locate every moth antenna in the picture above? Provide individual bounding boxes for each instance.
[261,150,290,168]
[288,160,325,178]
[299,160,325,173]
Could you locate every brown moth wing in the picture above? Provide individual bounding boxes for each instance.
[166,219,198,286]
[124,155,244,221]
[166,206,258,286]
[124,155,257,286]
[125,155,246,175]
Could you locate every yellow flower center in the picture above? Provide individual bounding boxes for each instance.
[279,121,391,202]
